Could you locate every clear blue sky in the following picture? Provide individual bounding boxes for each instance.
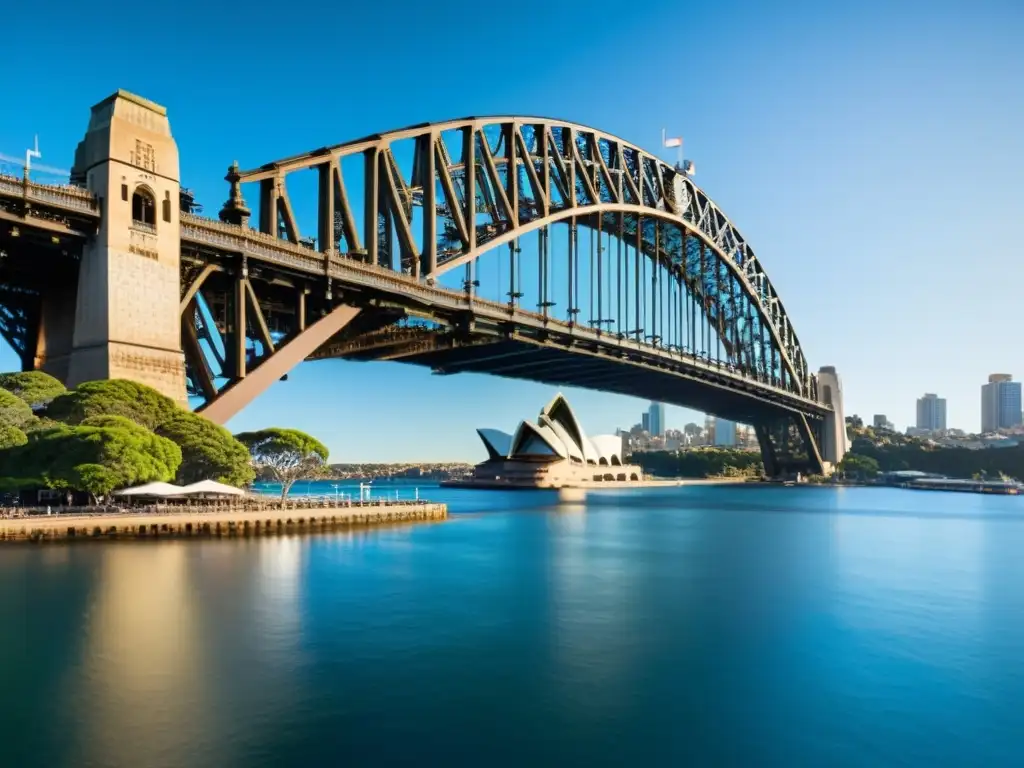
[2,0,1022,460]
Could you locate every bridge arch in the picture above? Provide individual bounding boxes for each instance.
[232,116,812,397]
[427,201,802,392]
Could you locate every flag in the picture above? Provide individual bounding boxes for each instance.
[663,136,682,148]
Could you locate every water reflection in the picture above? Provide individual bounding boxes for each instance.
[254,536,304,656]
[71,545,211,768]
[1,486,1023,766]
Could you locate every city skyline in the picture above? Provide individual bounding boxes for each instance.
[0,0,1022,460]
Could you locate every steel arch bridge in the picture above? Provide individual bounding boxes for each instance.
[0,108,843,477]
[176,116,837,475]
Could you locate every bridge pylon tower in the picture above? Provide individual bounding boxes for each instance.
[58,90,186,402]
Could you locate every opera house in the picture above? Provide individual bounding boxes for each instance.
[456,394,645,489]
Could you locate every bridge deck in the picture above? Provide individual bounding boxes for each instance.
[0,178,831,424]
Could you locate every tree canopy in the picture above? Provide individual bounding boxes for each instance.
[45,380,179,430]
[235,428,329,499]
[156,411,255,486]
[633,448,763,479]
[0,421,181,495]
[837,453,879,477]
[0,389,35,430]
[0,376,325,498]
[0,425,27,450]
[0,371,66,408]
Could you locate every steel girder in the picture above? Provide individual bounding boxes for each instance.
[232,117,812,398]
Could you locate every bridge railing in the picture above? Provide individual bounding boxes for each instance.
[0,173,99,214]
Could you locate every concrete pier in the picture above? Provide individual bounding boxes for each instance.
[0,501,447,544]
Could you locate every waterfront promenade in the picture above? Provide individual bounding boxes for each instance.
[0,499,447,543]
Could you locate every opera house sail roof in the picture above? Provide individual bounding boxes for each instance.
[476,394,624,467]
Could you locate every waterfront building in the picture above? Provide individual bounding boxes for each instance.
[714,418,737,447]
[470,394,643,487]
[647,403,666,437]
[915,394,947,432]
[981,374,1022,433]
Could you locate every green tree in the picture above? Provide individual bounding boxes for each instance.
[72,463,120,503]
[235,428,329,501]
[0,389,34,430]
[0,421,181,493]
[634,447,763,479]
[837,453,880,478]
[0,371,66,408]
[156,411,255,487]
[45,379,178,430]
[0,424,27,450]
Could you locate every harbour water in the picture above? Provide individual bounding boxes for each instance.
[1,483,1023,766]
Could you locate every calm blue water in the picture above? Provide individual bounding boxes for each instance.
[2,485,1023,766]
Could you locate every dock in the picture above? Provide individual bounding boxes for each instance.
[0,500,448,544]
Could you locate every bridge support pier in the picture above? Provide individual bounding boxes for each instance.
[34,284,78,382]
[64,91,186,403]
[815,366,849,469]
[753,409,829,479]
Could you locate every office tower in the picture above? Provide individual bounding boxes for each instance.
[872,415,888,429]
[981,374,1022,433]
[915,394,947,432]
[714,418,736,447]
[647,402,665,437]
[641,411,650,433]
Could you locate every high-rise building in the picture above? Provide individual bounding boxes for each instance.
[647,403,665,437]
[714,418,736,447]
[617,429,631,458]
[981,374,1022,433]
[641,412,650,433]
[872,414,894,430]
[915,394,947,432]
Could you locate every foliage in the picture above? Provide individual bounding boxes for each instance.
[837,453,879,477]
[156,411,255,487]
[45,379,178,430]
[235,427,329,500]
[80,414,152,431]
[848,434,1024,481]
[0,371,66,408]
[0,425,27,450]
[72,463,121,499]
[634,448,763,479]
[0,421,181,492]
[24,416,62,434]
[0,389,35,430]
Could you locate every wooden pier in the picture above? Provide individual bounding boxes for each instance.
[0,500,448,544]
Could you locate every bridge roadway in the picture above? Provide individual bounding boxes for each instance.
[184,216,829,423]
[0,172,828,425]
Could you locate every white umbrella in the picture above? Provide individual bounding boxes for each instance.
[176,479,246,497]
[114,482,185,497]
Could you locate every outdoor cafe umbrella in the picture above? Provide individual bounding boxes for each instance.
[113,482,185,497]
[176,480,246,497]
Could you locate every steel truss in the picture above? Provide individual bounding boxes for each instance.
[229,117,813,400]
